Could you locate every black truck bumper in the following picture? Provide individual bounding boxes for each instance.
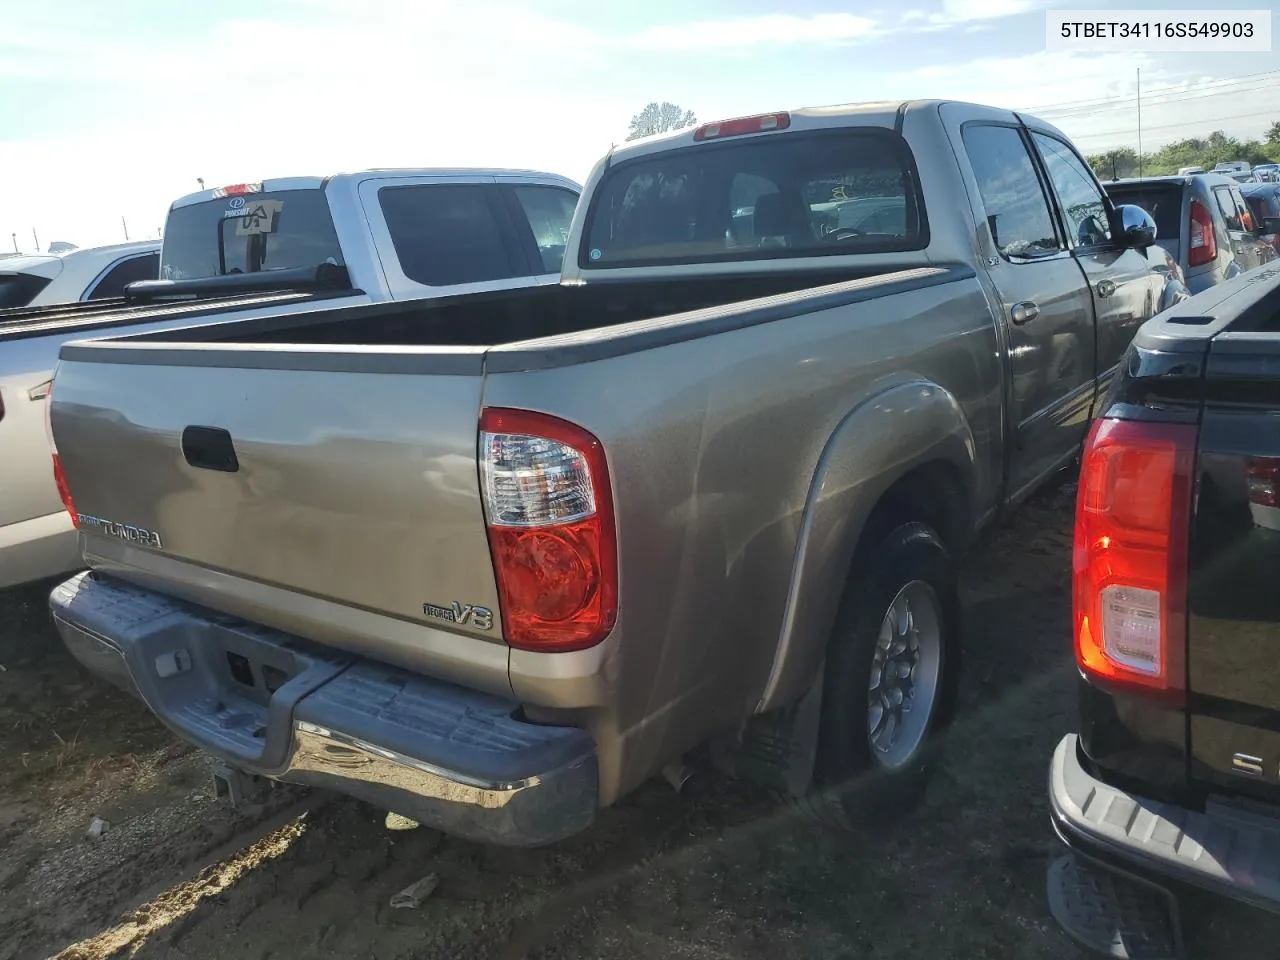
[1051,733,1280,914]
[51,571,598,847]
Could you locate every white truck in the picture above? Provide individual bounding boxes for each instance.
[0,168,580,588]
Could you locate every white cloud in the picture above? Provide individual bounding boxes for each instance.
[629,13,880,51]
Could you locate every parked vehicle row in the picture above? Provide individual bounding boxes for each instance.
[0,169,580,589]
[43,99,1176,846]
[1104,172,1278,294]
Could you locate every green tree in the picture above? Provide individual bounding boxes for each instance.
[626,102,697,141]
[1088,148,1140,180]
[1266,121,1280,145]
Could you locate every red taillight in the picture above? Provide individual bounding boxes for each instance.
[479,408,617,652]
[210,182,263,198]
[45,380,77,526]
[1246,457,1280,507]
[693,112,790,141]
[1074,418,1196,699]
[1188,199,1217,267]
[52,453,77,526]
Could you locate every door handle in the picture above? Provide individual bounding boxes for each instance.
[1010,301,1040,325]
[1095,279,1117,298]
[182,426,239,473]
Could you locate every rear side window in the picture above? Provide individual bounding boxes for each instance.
[962,124,1060,260]
[380,184,522,285]
[1213,186,1243,230]
[1105,185,1182,242]
[511,186,577,274]
[0,273,52,308]
[1244,190,1280,224]
[1031,133,1111,246]
[161,189,344,280]
[87,252,159,299]
[582,130,925,268]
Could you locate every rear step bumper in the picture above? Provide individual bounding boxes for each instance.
[1050,733,1280,914]
[50,571,598,847]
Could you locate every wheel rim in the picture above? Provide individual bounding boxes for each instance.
[866,579,943,770]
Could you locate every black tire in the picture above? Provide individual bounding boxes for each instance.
[794,521,960,831]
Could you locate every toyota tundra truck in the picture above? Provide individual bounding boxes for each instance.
[1049,262,1280,957]
[48,100,1177,846]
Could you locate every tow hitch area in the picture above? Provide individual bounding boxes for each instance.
[1046,853,1184,960]
[210,760,271,808]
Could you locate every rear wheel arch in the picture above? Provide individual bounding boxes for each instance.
[755,379,979,714]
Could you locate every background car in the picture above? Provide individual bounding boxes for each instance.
[1105,173,1278,293]
[1253,162,1280,183]
[0,240,159,309]
[1242,181,1280,257]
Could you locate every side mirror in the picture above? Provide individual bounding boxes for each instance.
[1114,203,1157,249]
[1262,217,1280,237]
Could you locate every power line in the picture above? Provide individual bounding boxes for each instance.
[1033,78,1280,121]
[1020,68,1280,114]
[1069,107,1278,143]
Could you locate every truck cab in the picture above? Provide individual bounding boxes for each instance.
[159,170,581,300]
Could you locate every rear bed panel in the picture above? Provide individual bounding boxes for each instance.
[1188,334,1280,803]
[52,357,504,653]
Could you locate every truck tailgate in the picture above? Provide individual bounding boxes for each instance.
[1188,330,1280,802]
[50,351,507,684]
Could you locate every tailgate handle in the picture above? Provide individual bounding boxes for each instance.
[182,426,240,473]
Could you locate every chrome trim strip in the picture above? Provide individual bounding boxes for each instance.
[291,721,540,800]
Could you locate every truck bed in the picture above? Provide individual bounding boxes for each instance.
[0,289,359,343]
[67,265,957,363]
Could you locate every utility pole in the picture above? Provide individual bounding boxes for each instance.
[32,227,39,253]
[1136,67,1143,179]
[10,233,16,254]
[122,216,130,241]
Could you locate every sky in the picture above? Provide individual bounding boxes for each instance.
[2,0,1277,251]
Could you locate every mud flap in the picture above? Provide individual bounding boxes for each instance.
[710,664,824,796]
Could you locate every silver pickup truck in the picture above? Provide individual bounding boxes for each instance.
[0,168,579,588]
[48,100,1177,845]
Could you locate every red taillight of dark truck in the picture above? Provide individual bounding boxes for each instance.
[1073,418,1196,701]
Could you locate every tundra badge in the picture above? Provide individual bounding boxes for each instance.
[422,600,493,631]
[76,514,163,550]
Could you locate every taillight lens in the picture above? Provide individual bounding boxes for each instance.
[1188,199,1217,267]
[1074,418,1195,698]
[479,408,617,652]
[44,379,77,526]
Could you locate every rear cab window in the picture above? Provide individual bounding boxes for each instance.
[160,189,344,280]
[582,129,926,268]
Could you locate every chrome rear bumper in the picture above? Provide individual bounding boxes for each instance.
[51,571,598,846]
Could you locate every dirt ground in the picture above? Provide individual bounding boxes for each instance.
[5,477,1280,960]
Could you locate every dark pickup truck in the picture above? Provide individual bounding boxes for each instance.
[1049,262,1280,958]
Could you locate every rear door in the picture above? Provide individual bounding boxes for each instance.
[1028,131,1160,395]
[357,175,576,300]
[956,119,1096,497]
[1212,183,1260,271]
[1188,329,1280,804]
